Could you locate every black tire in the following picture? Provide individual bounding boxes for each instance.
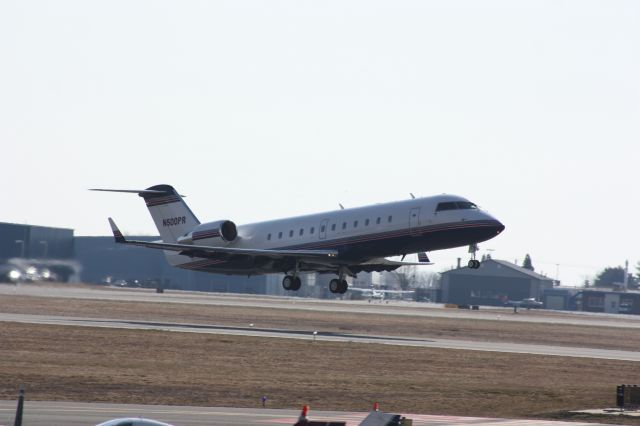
[282,275,294,291]
[292,276,302,291]
[468,259,476,268]
[474,260,481,269]
[339,279,349,294]
[329,279,340,293]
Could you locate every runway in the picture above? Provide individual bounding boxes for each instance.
[2,284,640,330]
[0,400,616,426]
[2,312,640,361]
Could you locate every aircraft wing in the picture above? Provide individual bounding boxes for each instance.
[108,218,338,260]
[362,258,434,267]
[347,257,434,274]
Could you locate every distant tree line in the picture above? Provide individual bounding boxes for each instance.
[588,264,639,289]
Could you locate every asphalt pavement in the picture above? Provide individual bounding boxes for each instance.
[0,400,619,426]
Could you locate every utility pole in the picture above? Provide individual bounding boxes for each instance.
[39,241,48,258]
[15,240,25,258]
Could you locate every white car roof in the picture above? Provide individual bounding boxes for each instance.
[95,418,174,426]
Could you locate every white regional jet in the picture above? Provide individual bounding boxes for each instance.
[92,185,504,295]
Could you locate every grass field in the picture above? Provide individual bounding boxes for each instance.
[1,287,639,423]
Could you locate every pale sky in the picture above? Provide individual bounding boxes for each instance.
[1,1,638,286]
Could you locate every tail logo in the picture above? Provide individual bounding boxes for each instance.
[162,216,186,227]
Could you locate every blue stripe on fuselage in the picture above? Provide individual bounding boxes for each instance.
[176,219,502,271]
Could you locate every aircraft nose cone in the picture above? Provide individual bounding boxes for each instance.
[495,221,505,234]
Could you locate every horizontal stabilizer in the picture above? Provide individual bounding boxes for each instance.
[90,188,186,197]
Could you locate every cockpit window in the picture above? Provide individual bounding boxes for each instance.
[436,201,458,212]
[436,201,478,212]
[457,201,478,210]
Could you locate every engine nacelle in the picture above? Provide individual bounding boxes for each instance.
[177,220,238,245]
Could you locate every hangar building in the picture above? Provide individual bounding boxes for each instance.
[0,222,76,281]
[0,222,74,261]
[578,289,640,315]
[440,259,554,306]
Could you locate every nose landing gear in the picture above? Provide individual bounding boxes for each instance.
[468,243,481,269]
[468,259,481,269]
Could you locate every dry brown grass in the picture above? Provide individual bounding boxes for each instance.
[2,290,640,423]
[0,321,637,423]
[1,294,640,351]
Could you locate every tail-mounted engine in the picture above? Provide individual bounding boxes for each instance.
[177,220,238,245]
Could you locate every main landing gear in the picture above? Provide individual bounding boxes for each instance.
[468,259,481,269]
[329,278,348,294]
[329,266,351,294]
[282,275,302,291]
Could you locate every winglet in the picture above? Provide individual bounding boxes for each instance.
[418,252,431,263]
[108,218,127,243]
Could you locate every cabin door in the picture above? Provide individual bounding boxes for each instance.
[319,219,329,240]
[409,207,421,236]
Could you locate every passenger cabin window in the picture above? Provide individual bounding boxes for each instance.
[310,227,315,234]
[278,232,283,239]
[376,217,381,225]
[299,228,304,236]
[289,230,294,238]
[387,215,392,223]
[365,219,370,226]
[320,225,325,233]
[436,201,478,212]
[353,220,358,228]
[267,233,271,241]
[331,224,336,231]
[342,222,347,230]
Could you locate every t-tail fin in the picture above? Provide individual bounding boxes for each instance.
[139,184,200,243]
[91,184,200,243]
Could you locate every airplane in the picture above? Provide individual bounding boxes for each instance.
[92,184,504,295]
[349,285,414,301]
[504,297,544,312]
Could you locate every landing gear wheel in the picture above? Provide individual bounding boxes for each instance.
[283,275,302,291]
[338,279,348,294]
[282,275,294,291]
[329,279,341,294]
[292,276,302,291]
[468,259,481,269]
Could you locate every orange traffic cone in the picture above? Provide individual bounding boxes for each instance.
[298,404,309,422]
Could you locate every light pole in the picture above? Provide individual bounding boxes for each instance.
[39,241,48,258]
[15,240,25,258]
[484,248,495,260]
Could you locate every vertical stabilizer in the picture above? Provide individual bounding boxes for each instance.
[138,184,200,243]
